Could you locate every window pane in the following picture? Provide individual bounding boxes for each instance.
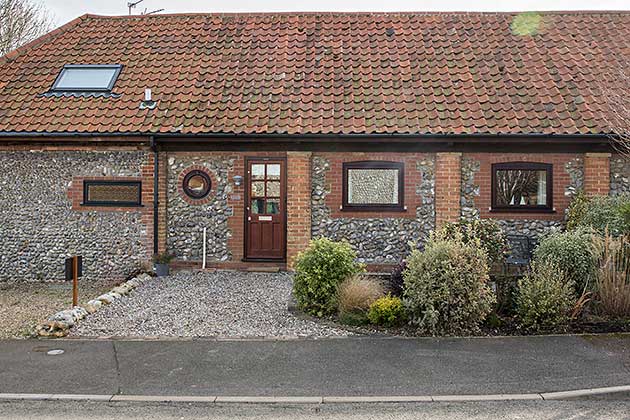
[267,164,281,180]
[251,199,264,214]
[495,169,548,207]
[266,181,280,197]
[251,164,265,180]
[347,168,399,205]
[55,67,118,90]
[266,198,280,214]
[85,182,140,205]
[186,175,208,194]
[251,181,265,197]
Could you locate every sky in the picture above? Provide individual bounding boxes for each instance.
[46,0,630,26]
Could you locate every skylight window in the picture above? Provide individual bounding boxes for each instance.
[51,64,122,92]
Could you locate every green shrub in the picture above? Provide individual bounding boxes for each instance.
[566,191,590,231]
[516,260,575,331]
[293,238,364,317]
[440,218,508,265]
[533,229,597,293]
[566,192,630,235]
[368,294,407,327]
[403,231,495,335]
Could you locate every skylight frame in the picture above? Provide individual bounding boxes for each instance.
[50,64,123,93]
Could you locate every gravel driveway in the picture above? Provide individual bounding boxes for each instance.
[71,271,351,338]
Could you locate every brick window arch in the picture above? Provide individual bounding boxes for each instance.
[178,166,216,205]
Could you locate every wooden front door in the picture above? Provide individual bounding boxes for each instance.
[245,158,286,260]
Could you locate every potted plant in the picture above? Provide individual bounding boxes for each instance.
[153,253,175,277]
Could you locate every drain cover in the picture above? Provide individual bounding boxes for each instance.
[47,349,64,356]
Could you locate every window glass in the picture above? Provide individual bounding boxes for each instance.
[251,199,264,214]
[266,198,280,214]
[52,65,121,91]
[251,164,265,180]
[84,181,141,206]
[251,181,265,197]
[183,170,211,199]
[267,164,281,180]
[266,181,281,198]
[492,163,552,210]
[347,168,399,205]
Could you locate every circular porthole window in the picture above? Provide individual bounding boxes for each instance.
[183,170,211,199]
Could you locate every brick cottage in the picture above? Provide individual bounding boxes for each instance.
[0,12,629,281]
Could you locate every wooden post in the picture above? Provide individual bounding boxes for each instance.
[72,255,78,307]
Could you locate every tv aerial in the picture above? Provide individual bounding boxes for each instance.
[127,0,164,15]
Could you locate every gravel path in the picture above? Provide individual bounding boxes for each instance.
[0,280,119,339]
[71,271,352,338]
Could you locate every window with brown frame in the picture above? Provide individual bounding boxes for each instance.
[342,161,404,211]
[82,180,142,207]
[491,162,553,212]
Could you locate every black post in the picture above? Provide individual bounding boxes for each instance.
[151,136,159,255]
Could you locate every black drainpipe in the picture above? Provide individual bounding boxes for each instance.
[150,136,159,255]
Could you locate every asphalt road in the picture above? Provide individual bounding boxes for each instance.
[1,335,629,397]
[1,400,630,420]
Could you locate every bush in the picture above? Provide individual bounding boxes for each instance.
[403,231,495,335]
[593,233,630,318]
[293,238,364,317]
[368,294,407,327]
[516,260,575,331]
[533,229,597,294]
[387,260,406,297]
[566,192,630,235]
[337,275,384,315]
[439,218,508,265]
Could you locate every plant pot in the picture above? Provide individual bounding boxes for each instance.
[155,263,170,277]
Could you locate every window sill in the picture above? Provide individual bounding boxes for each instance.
[489,208,556,214]
[80,203,144,208]
[340,207,406,213]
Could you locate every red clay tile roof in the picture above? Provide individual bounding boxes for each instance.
[0,11,629,136]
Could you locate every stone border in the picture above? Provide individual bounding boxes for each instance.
[36,273,153,338]
[1,384,629,403]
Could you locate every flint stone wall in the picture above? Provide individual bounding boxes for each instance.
[166,155,234,262]
[311,155,435,264]
[0,150,149,282]
[610,156,630,195]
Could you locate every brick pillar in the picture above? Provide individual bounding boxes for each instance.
[157,151,169,254]
[584,153,611,196]
[286,151,312,269]
[435,152,462,228]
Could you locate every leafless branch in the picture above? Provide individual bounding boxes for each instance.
[0,0,53,56]
[600,58,630,157]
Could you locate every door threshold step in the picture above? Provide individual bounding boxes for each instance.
[246,267,281,273]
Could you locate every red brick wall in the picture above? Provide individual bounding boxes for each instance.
[317,152,428,219]
[584,153,611,196]
[435,152,462,227]
[286,152,312,268]
[465,153,577,221]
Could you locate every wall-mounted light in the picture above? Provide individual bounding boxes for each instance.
[233,175,243,186]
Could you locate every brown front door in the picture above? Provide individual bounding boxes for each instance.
[245,158,286,260]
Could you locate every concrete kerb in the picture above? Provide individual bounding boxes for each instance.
[2,385,630,404]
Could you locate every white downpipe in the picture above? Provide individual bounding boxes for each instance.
[202,227,207,270]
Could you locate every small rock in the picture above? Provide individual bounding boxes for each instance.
[97,294,113,304]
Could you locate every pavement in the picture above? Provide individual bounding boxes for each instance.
[2,400,630,420]
[1,334,629,399]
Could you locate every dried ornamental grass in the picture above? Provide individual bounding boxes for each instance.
[337,275,384,315]
[593,233,630,318]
